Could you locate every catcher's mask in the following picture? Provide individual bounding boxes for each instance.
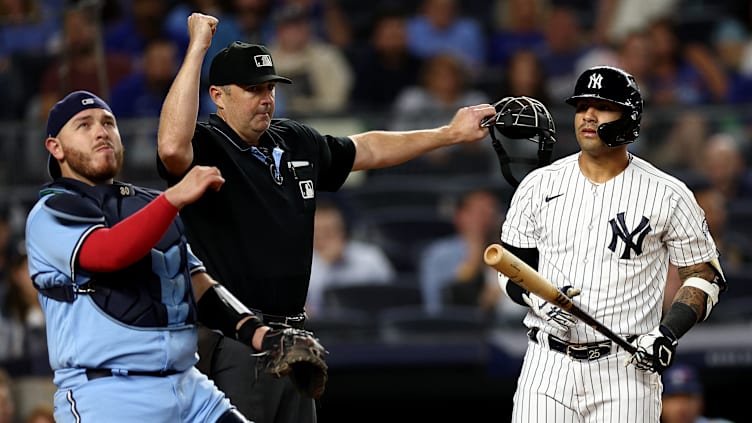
[565,65,643,147]
[482,96,557,187]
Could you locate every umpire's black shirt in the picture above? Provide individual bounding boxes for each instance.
[157,114,356,316]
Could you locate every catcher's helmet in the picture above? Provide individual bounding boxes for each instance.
[482,96,556,187]
[483,96,556,145]
[565,66,643,147]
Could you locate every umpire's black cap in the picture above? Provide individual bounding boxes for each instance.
[45,90,113,179]
[209,42,292,86]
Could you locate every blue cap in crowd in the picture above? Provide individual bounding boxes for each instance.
[45,90,113,179]
[662,364,703,396]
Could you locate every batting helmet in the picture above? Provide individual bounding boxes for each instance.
[565,66,643,147]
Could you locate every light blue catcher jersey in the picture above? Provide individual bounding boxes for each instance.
[25,183,205,387]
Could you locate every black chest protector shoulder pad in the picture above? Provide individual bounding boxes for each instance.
[42,192,105,224]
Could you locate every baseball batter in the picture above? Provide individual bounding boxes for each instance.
[499,66,726,422]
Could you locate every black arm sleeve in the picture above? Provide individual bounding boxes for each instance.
[500,242,539,306]
[660,302,700,339]
[197,284,263,340]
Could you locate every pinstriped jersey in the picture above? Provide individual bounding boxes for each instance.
[501,153,718,343]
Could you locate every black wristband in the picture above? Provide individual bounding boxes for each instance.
[236,316,264,349]
[660,302,699,339]
[197,284,251,338]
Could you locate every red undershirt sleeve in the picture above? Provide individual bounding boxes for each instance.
[78,193,179,272]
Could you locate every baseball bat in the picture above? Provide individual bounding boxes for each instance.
[483,243,637,354]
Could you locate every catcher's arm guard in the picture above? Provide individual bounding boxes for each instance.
[197,283,264,343]
[258,327,329,399]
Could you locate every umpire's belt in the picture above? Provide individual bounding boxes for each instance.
[250,309,306,329]
[527,327,637,361]
[85,368,179,380]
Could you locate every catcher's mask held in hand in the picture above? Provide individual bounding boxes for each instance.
[481,96,557,188]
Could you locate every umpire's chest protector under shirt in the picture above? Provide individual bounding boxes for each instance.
[158,115,356,316]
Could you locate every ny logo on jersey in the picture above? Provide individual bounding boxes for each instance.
[607,212,651,259]
[588,73,603,90]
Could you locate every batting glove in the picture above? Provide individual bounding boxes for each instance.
[522,285,581,332]
[625,325,678,374]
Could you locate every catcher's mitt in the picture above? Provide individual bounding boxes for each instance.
[259,327,328,399]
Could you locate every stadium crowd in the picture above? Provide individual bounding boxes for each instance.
[1,0,752,421]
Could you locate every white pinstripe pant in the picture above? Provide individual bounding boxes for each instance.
[511,336,662,422]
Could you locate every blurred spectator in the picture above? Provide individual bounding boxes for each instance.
[714,0,751,76]
[0,0,61,119]
[0,203,13,306]
[272,0,353,49]
[493,49,551,105]
[0,239,49,377]
[645,17,728,106]
[591,0,677,46]
[691,177,752,272]
[36,5,133,122]
[109,37,179,118]
[698,133,752,201]
[710,7,752,104]
[486,0,547,68]
[0,368,14,423]
[306,199,395,318]
[268,4,354,115]
[23,405,54,423]
[390,53,488,130]
[105,0,184,61]
[348,6,423,113]
[615,30,653,100]
[387,53,491,175]
[232,0,273,44]
[539,5,592,101]
[419,190,524,321]
[661,363,735,423]
[649,111,710,173]
[737,4,752,80]
[0,0,59,58]
[405,0,486,71]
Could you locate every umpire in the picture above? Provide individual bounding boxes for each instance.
[157,13,495,423]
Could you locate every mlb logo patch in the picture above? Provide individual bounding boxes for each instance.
[299,180,314,199]
[254,55,273,67]
[82,98,95,105]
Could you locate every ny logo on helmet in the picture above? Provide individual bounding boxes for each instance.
[588,73,603,90]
